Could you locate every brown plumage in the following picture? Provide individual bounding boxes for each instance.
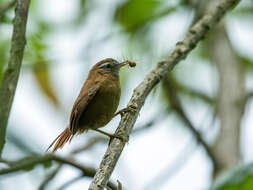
[47,58,134,152]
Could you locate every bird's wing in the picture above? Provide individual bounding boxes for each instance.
[70,83,100,134]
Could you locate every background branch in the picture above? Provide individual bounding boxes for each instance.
[89,0,241,189]
[162,76,217,167]
[0,154,117,189]
[0,154,94,175]
[209,23,246,177]
[38,164,62,190]
[0,0,30,157]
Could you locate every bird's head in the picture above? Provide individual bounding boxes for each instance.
[92,58,131,77]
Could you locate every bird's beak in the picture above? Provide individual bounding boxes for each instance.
[117,61,128,68]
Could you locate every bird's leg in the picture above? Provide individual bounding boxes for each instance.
[93,129,115,138]
[93,129,128,143]
[114,103,138,117]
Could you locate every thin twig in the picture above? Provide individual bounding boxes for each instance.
[0,158,10,165]
[38,164,62,190]
[0,154,118,189]
[89,0,241,189]
[162,76,217,167]
[0,154,94,175]
[57,175,84,190]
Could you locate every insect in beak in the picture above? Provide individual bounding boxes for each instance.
[117,61,128,68]
[117,61,136,68]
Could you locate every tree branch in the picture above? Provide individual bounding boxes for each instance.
[210,23,246,177]
[0,154,117,190]
[38,164,62,190]
[0,154,95,176]
[0,0,30,157]
[89,0,241,189]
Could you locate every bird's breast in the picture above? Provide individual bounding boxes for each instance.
[79,75,121,130]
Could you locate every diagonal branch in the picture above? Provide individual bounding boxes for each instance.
[38,164,62,190]
[0,0,30,157]
[89,0,241,189]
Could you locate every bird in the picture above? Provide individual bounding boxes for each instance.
[47,58,136,152]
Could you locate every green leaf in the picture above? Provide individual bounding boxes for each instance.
[114,0,161,32]
[211,163,253,190]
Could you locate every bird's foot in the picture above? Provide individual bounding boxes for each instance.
[114,129,129,143]
[114,103,138,117]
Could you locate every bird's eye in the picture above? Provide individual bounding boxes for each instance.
[106,63,115,68]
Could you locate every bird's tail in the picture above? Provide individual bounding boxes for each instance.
[47,128,74,153]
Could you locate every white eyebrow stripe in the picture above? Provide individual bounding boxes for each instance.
[98,61,118,68]
[98,63,110,68]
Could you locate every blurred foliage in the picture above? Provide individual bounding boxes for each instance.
[114,0,182,33]
[211,163,253,190]
[195,41,211,62]
[233,7,253,15]
[0,0,15,23]
[240,55,253,71]
[24,22,59,107]
[75,0,88,24]
[115,0,161,32]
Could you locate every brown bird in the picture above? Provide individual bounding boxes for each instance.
[47,58,136,152]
